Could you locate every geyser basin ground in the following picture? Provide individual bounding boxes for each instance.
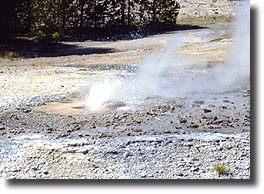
[0,12,250,179]
[0,88,250,179]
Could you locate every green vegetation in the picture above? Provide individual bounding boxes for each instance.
[0,0,180,49]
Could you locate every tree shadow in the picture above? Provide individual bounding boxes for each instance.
[70,24,207,41]
[0,24,205,59]
[0,38,115,58]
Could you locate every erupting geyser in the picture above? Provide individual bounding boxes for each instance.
[85,0,249,110]
[85,79,122,110]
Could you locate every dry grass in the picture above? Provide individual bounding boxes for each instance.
[214,165,230,176]
[54,70,63,74]
[0,51,20,60]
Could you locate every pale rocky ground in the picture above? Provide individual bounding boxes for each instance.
[0,0,250,179]
[177,0,238,19]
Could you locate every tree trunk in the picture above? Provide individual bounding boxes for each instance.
[127,0,131,27]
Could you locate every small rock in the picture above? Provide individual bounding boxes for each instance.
[179,118,187,123]
[190,123,199,128]
[147,174,154,177]
[81,149,89,155]
[47,128,53,133]
[136,120,142,124]
[177,172,184,177]
[106,150,119,155]
[123,152,131,158]
[191,167,199,172]
[23,109,31,113]
[93,159,101,164]
[193,100,204,104]
[11,168,20,173]
[32,166,39,171]
[203,108,212,113]
[133,128,142,132]
[170,106,175,113]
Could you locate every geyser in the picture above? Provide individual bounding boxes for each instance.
[85,79,122,110]
[85,0,249,110]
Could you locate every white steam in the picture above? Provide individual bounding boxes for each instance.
[85,79,122,110]
[134,36,184,97]
[223,0,250,88]
[85,0,250,110]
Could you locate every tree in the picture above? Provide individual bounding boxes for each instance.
[0,0,181,42]
[30,0,60,49]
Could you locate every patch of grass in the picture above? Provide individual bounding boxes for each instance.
[30,63,41,69]
[54,70,62,74]
[214,165,230,176]
[7,66,11,71]
[0,51,20,60]
[225,14,234,22]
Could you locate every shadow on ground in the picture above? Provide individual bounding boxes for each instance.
[0,24,205,59]
[0,39,115,58]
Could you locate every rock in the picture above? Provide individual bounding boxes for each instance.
[170,106,175,113]
[179,118,187,123]
[102,100,126,109]
[193,100,204,104]
[203,108,212,113]
[135,120,142,124]
[23,109,31,113]
[133,128,142,132]
[106,150,119,155]
[191,167,199,172]
[80,149,89,155]
[190,123,199,128]
[64,148,77,153]
[66,129,73,133]
[209,125,221,129]
[11,168,20,173]
[164,130,172,134]
[32,166,39,171]
[47,128,53,133]
[147,174,154,177]
[155,170,164,174]
[177,172,184,177]
[123,152,132,158]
